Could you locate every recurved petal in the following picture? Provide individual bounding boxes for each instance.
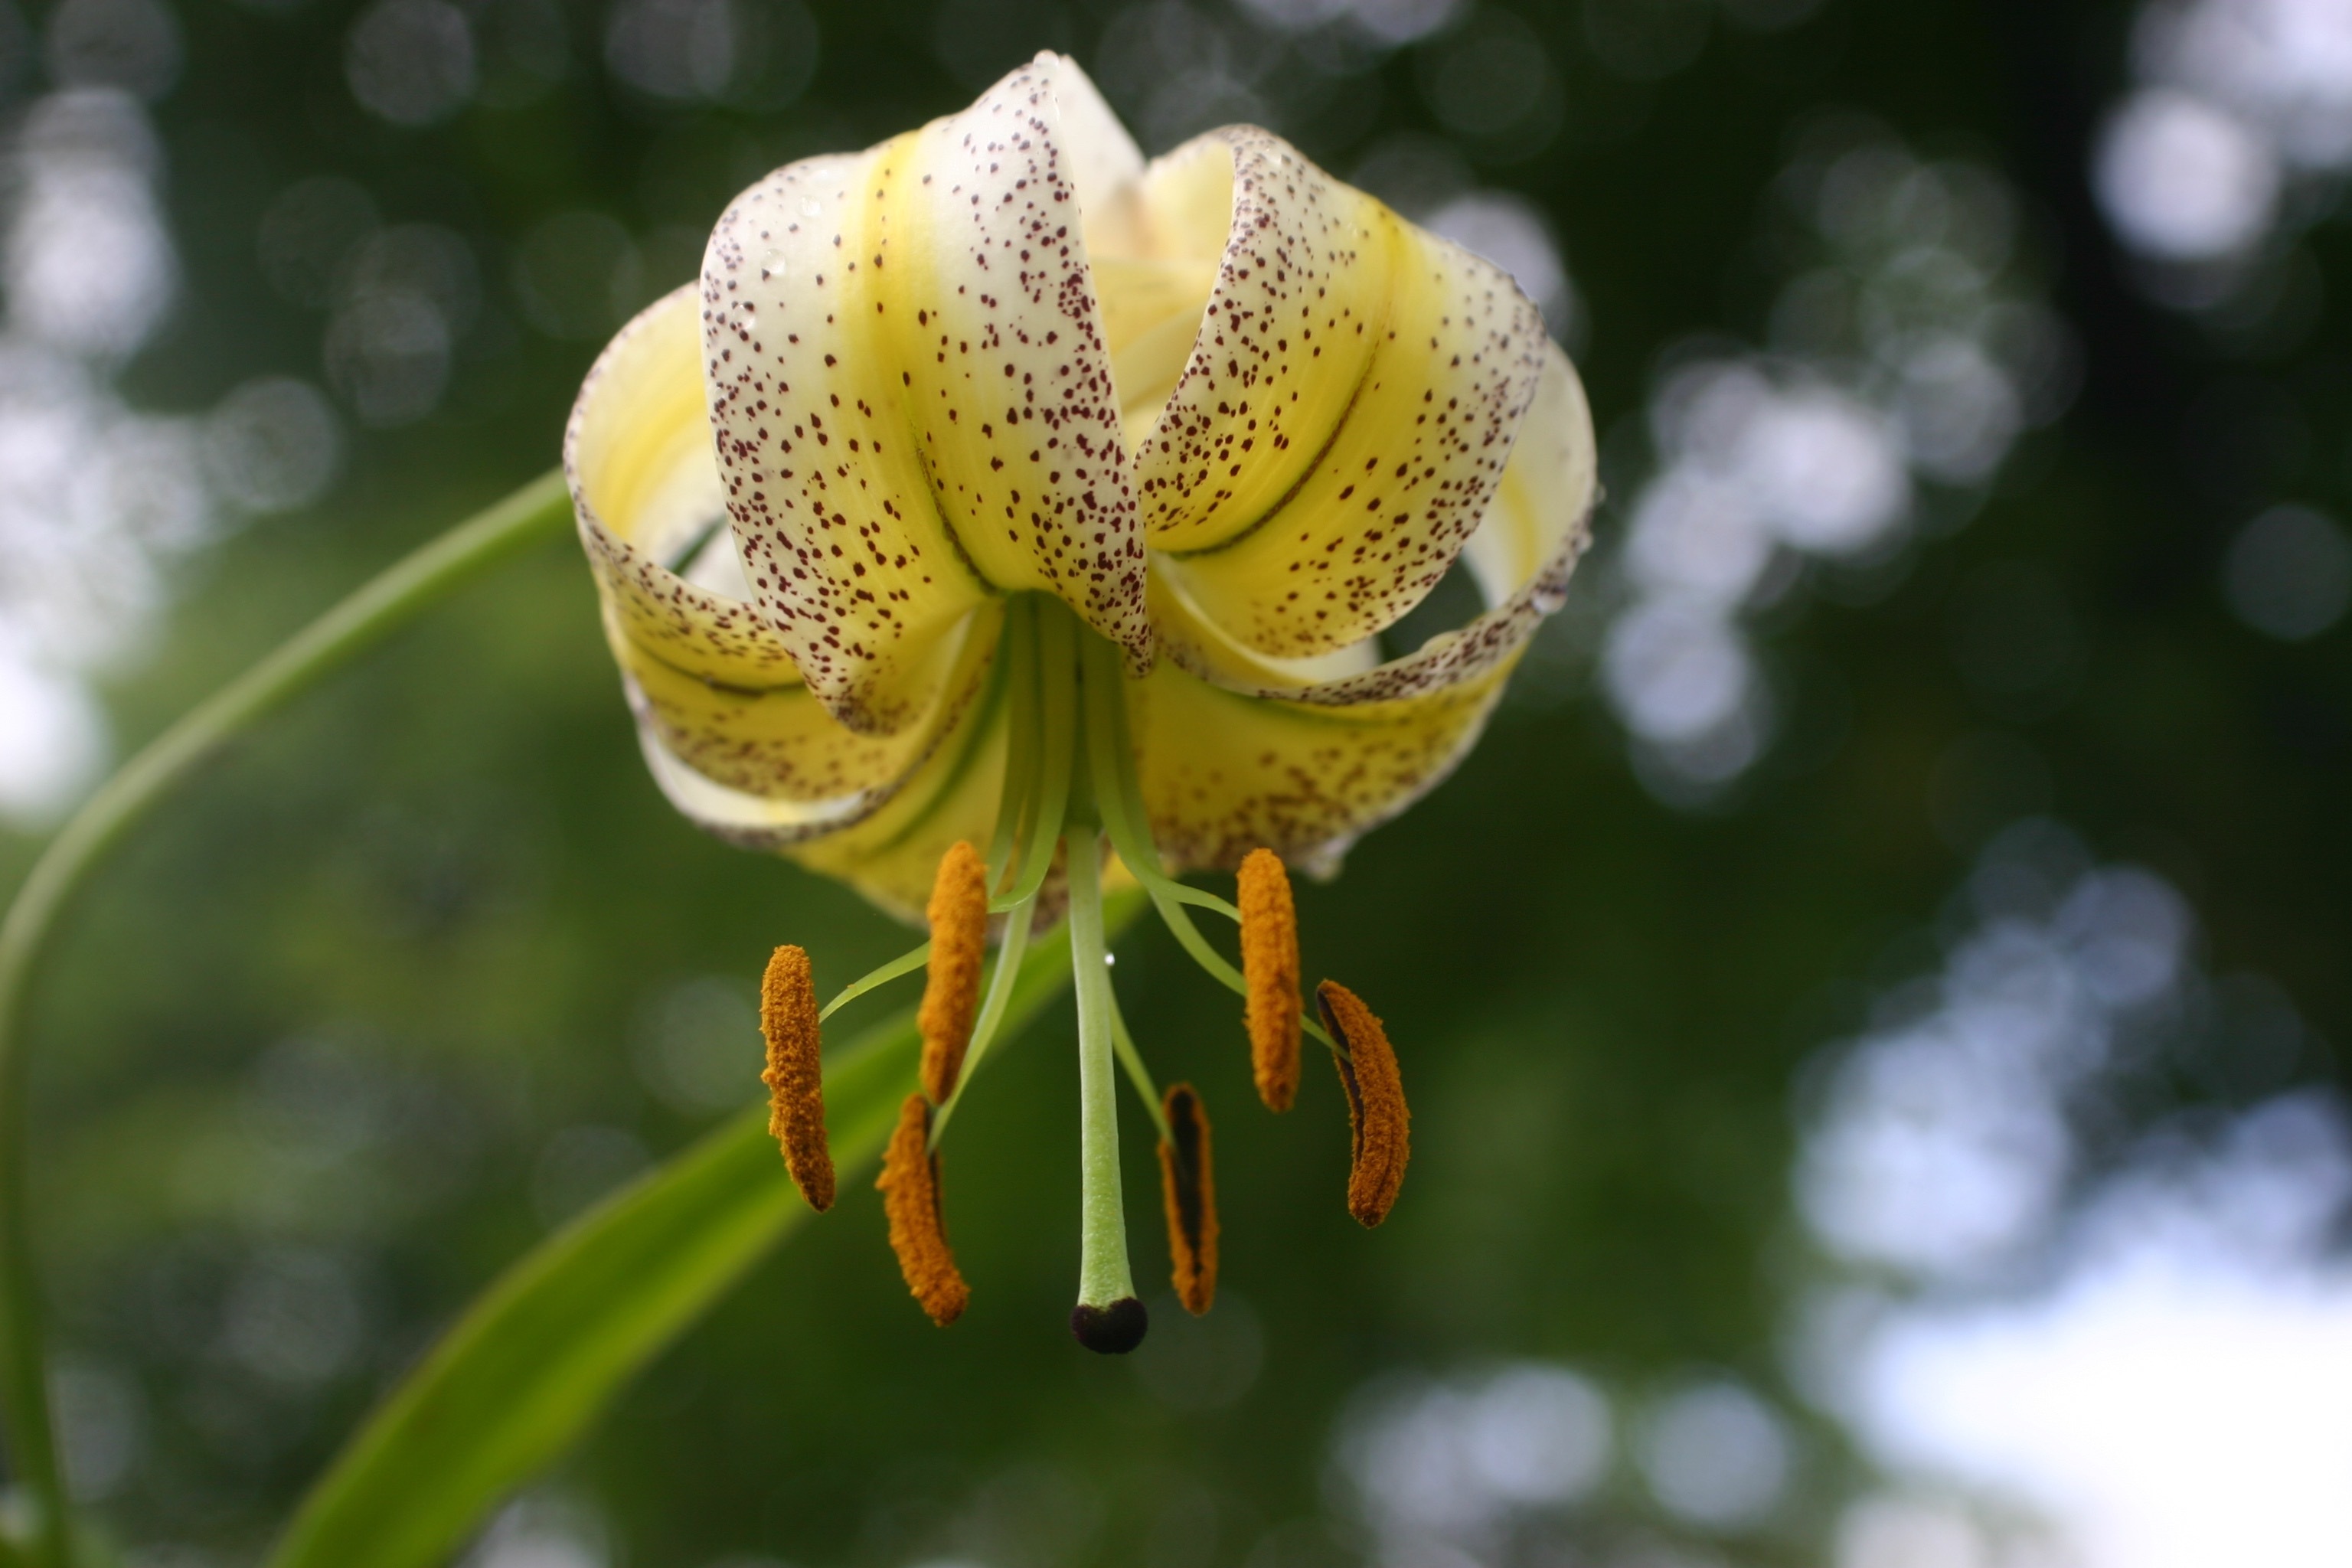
[782,653,1017,920]
[1129,341,1596,871]
[631,601,1008,920]
[1130,128,1551,662]
[1152,341,1595,706]
[703,54,1150,737]
[635,618,1015,923]
[569,281,1001,865]
[615,598,998,803]
[567,283,802,692]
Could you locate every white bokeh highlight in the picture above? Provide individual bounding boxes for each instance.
[2096,90,2281,263]
[1794,824,2352,1568]
[2097,0,2352,283]
[1635,1379,1795,1531]
[1334,1363,1617,1558]
[1599,135,2065,799]
[0,77,343,825]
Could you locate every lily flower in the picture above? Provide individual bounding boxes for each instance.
[564,54,1595,1353]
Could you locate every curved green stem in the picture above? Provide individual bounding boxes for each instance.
[1076,632,1239,921]
[0,470,573,1568]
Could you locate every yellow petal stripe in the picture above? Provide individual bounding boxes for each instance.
[568,283,799,692]
[1149,341,1596,707]
[1131,129,1550,662]
[567,283,1000,846]
[703,55,1151,737]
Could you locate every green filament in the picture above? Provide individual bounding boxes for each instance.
[926,887,1035,1147]
[1074,627,1336,1050]
[995,597,1077,913]
[817,941,931,1022]
[984,596,1040,887]
[1107,989,1172,1145]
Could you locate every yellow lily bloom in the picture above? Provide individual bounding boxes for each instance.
[564,54,1595,1352]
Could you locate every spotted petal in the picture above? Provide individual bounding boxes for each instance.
[1130,341,1596,872]
[567,283,995,848]
[703,54,1149,738]
[639,649,1013,923]
[1126,129,1551,664]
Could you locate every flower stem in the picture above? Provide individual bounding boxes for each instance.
[0,469,573,1568]
[1064,825,1137,1318]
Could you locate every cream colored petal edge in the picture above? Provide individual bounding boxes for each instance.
[637,645,1014,924]
[566,283,800,691]
[1037,51,1148,253]
[703,55,1150,739]
[570,282,1002,809]
[1125,347,1592,878]
[1130,128,1552,662]
[616,599,1001,804]
[1148,341,1594,707]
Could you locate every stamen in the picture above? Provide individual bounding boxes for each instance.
[1156,1084,1219,1316]
[929,885,1034,1148]
[760,945,834,1212]
[876,1092,969,1325]
[1072,627,1338,1058]
[1315,981,1410,1227]
[818,939,929,1022]
[1237,849,1302,1112]
[919,841,989,1103]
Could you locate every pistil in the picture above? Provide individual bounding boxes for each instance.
[804,596,1413,1338]
[1065,818,1147,1354]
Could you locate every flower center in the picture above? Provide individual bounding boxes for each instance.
[756,591,1409,1354]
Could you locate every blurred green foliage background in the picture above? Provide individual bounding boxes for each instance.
[1,0,2347,1563]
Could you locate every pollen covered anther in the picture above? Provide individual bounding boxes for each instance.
[1156,1083,1220,1316]
[877,1093,970,1326]
[1238,848,1302,1112]
[1315,982,1410,1227]
[760,944,835,1212]
[920,840,990,1103]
